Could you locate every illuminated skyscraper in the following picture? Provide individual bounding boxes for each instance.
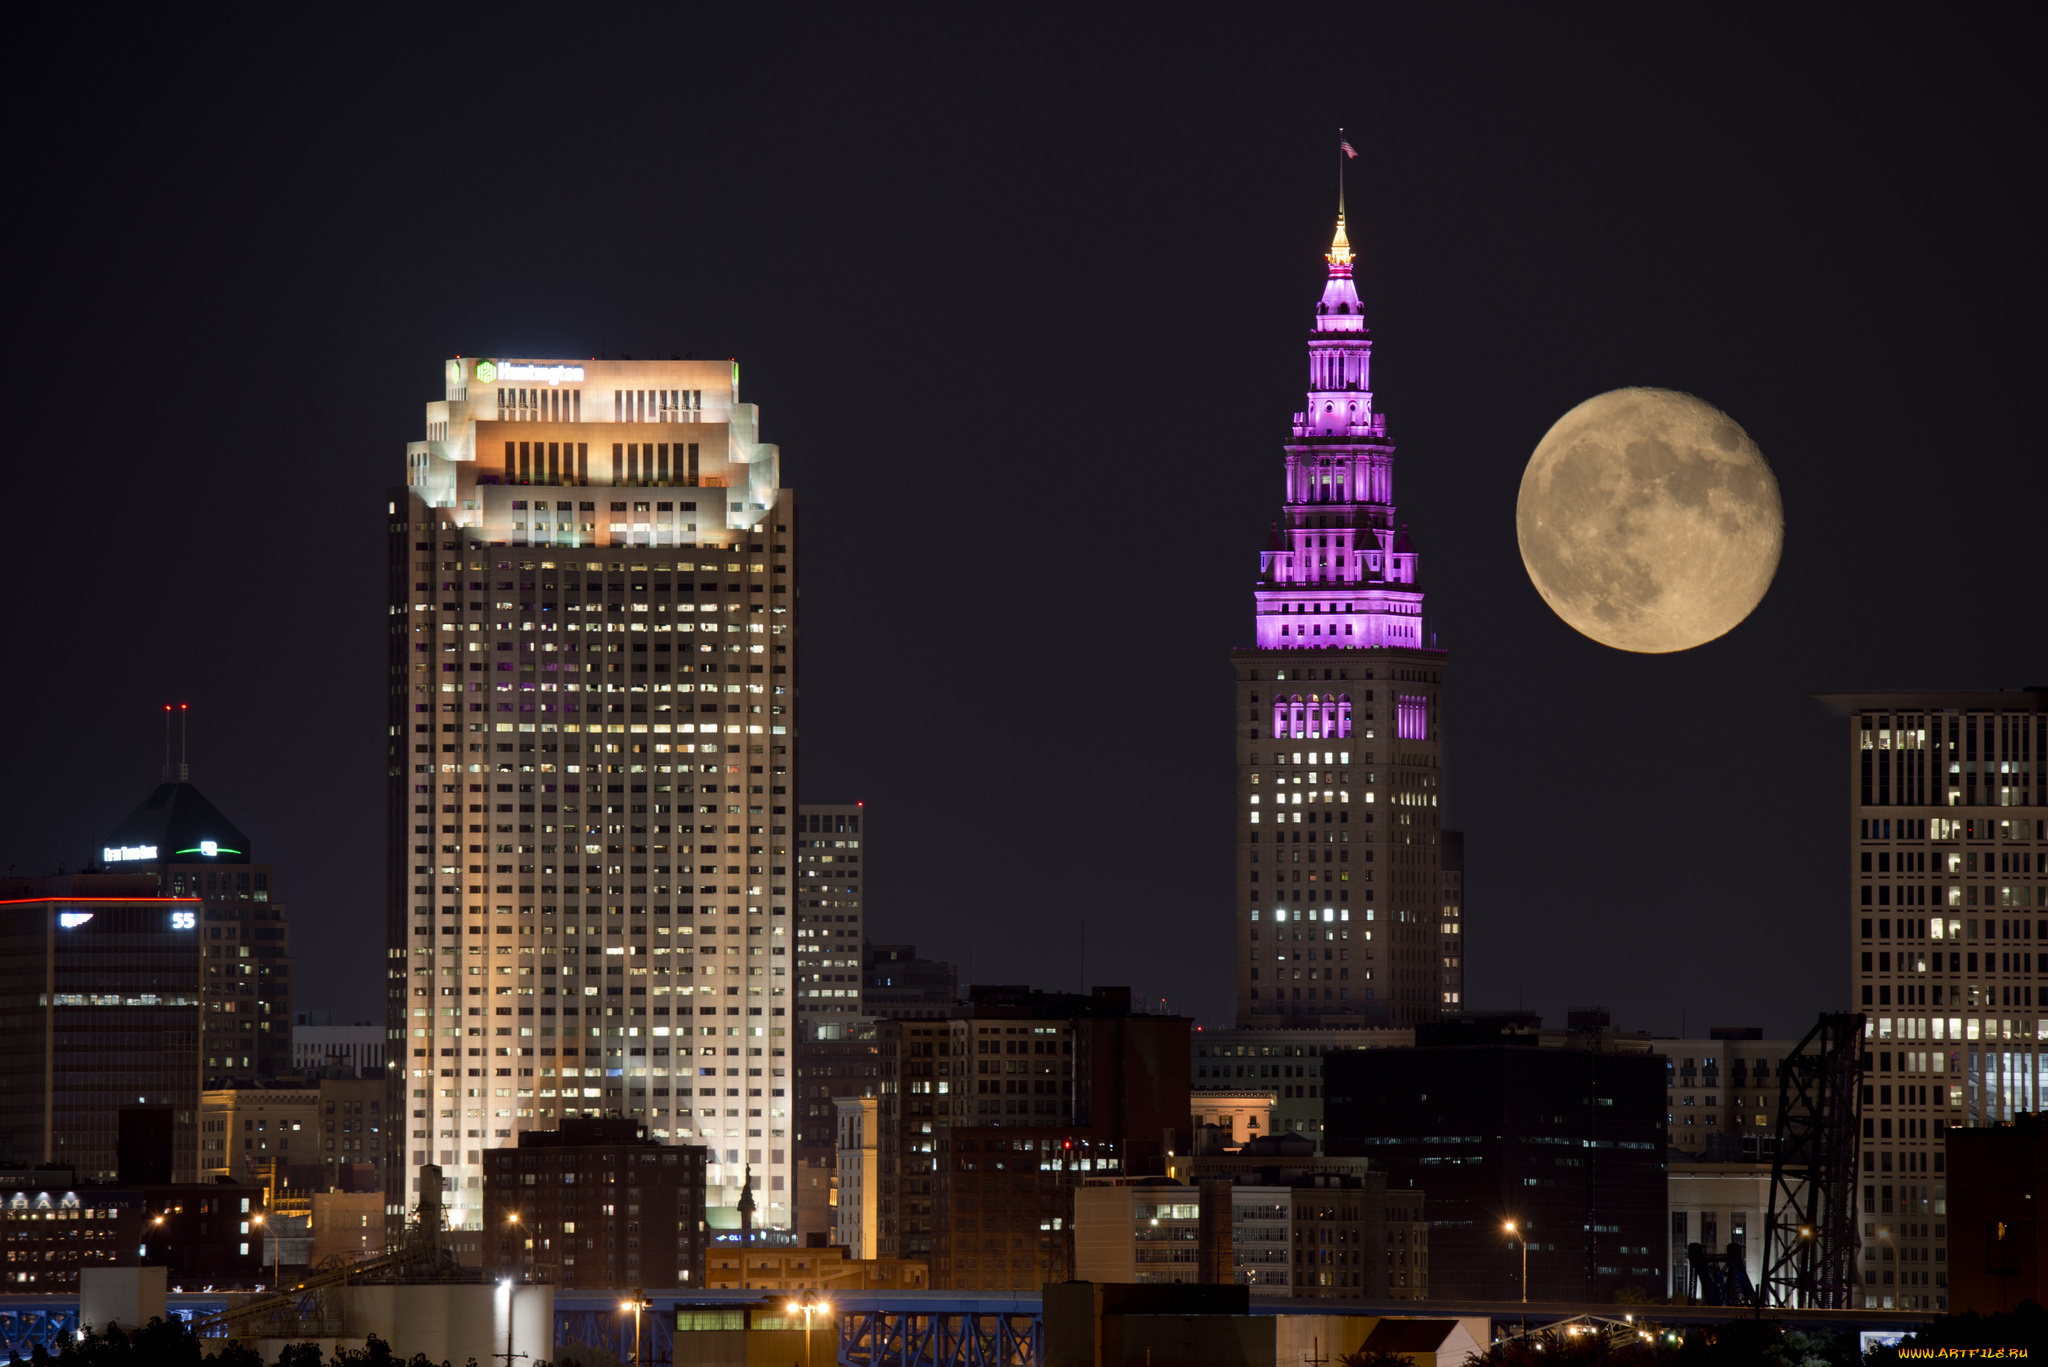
[1233,207,1448,1030]
[387,357,798,1250]
[1817,688,2045,1312]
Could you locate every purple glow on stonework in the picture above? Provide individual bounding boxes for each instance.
[1272,694,1353,740]
[1397,694,1427,741]
[1252,209,1437,658]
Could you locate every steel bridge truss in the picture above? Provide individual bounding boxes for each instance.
[840,1307,1041,1367]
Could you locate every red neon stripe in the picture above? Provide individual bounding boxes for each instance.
[0,897,203,906]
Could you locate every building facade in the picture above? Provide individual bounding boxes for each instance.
[292,1018,387,1075]
[0,880,206,1182]
[1233,206,1448,1030]
[1323,1025,1668,1302]
[796,804,865,1020]
[1192,1026,1414,1151]
[863,943,959,1019]
[1817,688,2045,1312]
[387,356,798,1246]
[1440,830,1464,1010]
[834,1096,881,1258]
[1154,1136,1431,1300]
[0,1166,268,1293]
[879,986,1191,1290]
[98,780,296,1086]
[482,1117,707,1291]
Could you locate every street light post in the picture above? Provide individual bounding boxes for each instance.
[251,1212,278,1293]
[785,1290,831,1367]
[1503,1221,1527,1303]
[620,1289,650,1367]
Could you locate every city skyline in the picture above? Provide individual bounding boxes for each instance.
[9,11,2042,1044]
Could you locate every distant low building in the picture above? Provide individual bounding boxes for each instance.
[1945,1113,2047,1315]
[290,1021,386,1076]
[863,943,958,1019]
[702,1243,927,1291]
[1324,1018,1666,1302]
[482,1118,708,1290]
[0,1165,268,1293]
[834,1096,880,1259]
[1158,1133,1429,1300]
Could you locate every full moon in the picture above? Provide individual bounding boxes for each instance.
[1516,388,1783,654]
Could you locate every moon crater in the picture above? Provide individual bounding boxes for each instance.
[1516,388,1783,654]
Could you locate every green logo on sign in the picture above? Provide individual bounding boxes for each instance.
[475,360,497,383]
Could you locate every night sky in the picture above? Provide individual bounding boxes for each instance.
[12,12,2040,1040]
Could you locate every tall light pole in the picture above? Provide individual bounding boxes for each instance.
[785,1290,832,1367]
[251,1212,279,1292]
[1503,1221,1527,1304]
[619,1289,649,1367]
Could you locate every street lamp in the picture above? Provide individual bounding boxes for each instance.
[785,1290,832,1367]
[619,1289,650,1367]
[1504,1221,1528,1305]
[251,1212,278,1292]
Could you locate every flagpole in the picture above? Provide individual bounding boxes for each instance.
[1338,127,1345,214]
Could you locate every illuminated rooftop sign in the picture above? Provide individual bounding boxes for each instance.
[480,361,583,385]
[103,845,157,863]
[173,841,239,858]
[59,913,93,929]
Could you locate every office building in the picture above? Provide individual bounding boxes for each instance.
[791,802,872,1245]
[864,943,959,1019]
[388,356,798,1246]
[1668,1160,1771,1302]
[1816,688,2045,1312]
[1150,1134,1431,1299]
[1323,1020,1668,1302]
[834,1096,881,1258]
[1192,1026,1413,1151]
[292,1016,387,1075]
[2,779,297,1185]
[0,1165,268,1293]
[199,1077,388,1194]
[482,1118,707,1290]
[1945,1112,2047,1314]
[795,1016,880,1247]
[877,985,1191,1290]
[1440,830,1464,1009]
[796,804,866,1020]
[1233,204,1449,1029]
[100,780,296,1084]
[1659,1028,1794,1160]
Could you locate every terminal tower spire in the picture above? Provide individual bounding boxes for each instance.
[1230,198,1452,1031]
[1253,203,1428,652]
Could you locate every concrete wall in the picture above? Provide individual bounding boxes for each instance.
[79,1267,166,1336]
[238,1281,553,1366]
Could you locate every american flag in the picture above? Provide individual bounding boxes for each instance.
[1340,138,1357,159]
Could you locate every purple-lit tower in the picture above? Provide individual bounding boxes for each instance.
[1232,205,1449,1030]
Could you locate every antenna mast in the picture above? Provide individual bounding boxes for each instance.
[162,704,172,780]
[179,703,190,782]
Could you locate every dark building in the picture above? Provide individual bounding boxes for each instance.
[100,780,295,1084]
[1323,1021,1668,1302]
[1440,829,1464,1012]
[482,1118,708,1290]
[1944,1114,2047,1315]
[0,1165,269,1293]
[875,985,1192,1290]
[0,875,206,1182]
[863,943,958,1019]
[794,1016,880,1246]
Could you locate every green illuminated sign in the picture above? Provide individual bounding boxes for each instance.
[475,360,497,383]
[173,842,241,858]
